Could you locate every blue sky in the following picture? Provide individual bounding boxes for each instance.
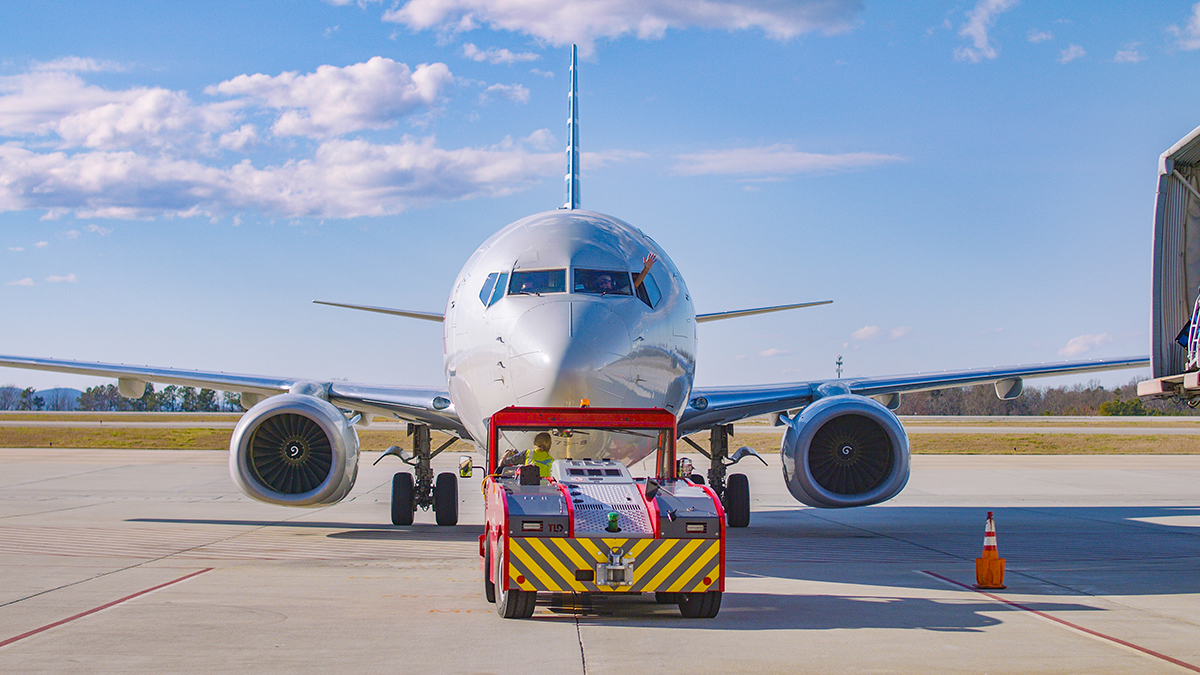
[3,0,1199,394]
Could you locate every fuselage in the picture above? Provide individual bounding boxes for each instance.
[443,209,697,446]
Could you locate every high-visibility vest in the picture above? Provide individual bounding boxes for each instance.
[527,447,554,477]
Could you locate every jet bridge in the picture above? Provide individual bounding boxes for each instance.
[1140,124,1200,401]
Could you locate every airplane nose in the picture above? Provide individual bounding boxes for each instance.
[507,300,634,407]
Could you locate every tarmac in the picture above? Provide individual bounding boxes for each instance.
[1,447,1198,674]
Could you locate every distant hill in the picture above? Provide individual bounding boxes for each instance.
[0,386,82,411]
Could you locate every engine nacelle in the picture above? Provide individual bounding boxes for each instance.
[229,393,360,507]
[780,394,910,508]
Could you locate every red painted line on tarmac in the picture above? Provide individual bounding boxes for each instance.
[0,568,212,649]
[922,570,1200,674]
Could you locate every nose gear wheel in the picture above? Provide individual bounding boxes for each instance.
[249,413,333,494]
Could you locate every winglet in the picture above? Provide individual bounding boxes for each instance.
[563,44,580,210]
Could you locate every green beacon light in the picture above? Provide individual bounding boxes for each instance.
[605,512,621,533]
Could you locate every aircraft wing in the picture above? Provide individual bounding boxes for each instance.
[0,354,467,437]
[677,355,1149,435]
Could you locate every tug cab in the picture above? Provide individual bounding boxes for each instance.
[478,406,725,619]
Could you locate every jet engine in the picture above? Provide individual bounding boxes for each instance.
[780,394,910,508]
[229,393,360,507]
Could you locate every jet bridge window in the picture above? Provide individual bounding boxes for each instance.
[508,269,566,295]
[574,269,633,296]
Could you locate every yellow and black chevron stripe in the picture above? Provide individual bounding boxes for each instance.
[507,537,720,593]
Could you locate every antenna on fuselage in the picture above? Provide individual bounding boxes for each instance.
[563,44,580,210]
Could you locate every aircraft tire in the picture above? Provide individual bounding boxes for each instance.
[678,591,722,618]
[433,472,459,526]
[391,472,415,526]
[725,473,750,528]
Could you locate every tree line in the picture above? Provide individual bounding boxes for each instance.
[1,379,1193,416]
[894,379,1197,416]
[0,384,243,412]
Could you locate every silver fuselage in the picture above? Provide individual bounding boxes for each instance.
[444,209,696,447]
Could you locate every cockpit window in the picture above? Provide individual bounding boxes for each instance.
[490,272,508,305]
[508,269,566,295]
[635,273,661,308]
[574,269,633,296]
[478,273,498,306]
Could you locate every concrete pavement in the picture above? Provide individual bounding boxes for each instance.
[1,448,1198,674]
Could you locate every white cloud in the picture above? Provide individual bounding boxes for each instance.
[1114,48,1145,63]
[1058,44,1085,64]
[954,0,1018,63]
[32,56,126,73]
[34,241,48,248]
[1027,29,1053,43]
[84,224,111,235]
[530,68,555,78]
[0,134,567,219]
[8,246,23,252]
[851,325,882,341]
[208,57,453,138]
[218,123,259,151]
[759,348,790,357]
[383,0,863,56]
[1058,333,1111,357]
[46,273,77,283]
[481,83,530,103]
[463,43,540,64]
[848,325,909,342]
[60,229,80,240]
[672,144,902,177]
[6,278,34,286]
[0,70,238,151]
[1167,2,1200,50]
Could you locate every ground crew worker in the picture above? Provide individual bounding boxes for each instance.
[526,432,554,478]
[498,432,555,478]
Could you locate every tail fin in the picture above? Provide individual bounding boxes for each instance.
[563,44,580,210]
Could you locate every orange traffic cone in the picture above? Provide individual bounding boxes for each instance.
[974,511,1006,589]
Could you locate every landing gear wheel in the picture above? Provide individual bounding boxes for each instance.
[391,472,415,526]
[678,591,722,618]
[433,472,459,526]
[484,539,496,603]
[495,552,535,618]
[725,473,750,528]
[655,592,678,604]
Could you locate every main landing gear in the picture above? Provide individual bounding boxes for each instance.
[375,423,460,526]
[682,424,766,528]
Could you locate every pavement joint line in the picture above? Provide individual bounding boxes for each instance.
[0,501,103,520]
[2,463,134,489]
[918,570,1200,674]
[0,505,333,608]
[1021,506,1200,540]
[802,510,973,562]
[0,567,213,649]
[574,613,588,675]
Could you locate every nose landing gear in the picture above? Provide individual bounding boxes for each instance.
[375,423,461,526]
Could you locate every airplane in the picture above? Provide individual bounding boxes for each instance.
[0,47,1148,527]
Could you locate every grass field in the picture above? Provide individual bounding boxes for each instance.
[2,425,1198,454]
[0,427,468,452]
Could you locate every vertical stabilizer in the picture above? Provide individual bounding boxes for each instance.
[563,45,580,210]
